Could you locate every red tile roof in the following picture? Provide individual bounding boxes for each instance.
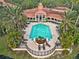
[23,3,69,21]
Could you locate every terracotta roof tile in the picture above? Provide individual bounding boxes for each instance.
[23,3,68,20]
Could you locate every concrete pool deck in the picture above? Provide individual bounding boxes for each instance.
[23,22,59,51]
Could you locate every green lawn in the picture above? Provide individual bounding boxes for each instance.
[0,36,36,59]
[63,47,79,59]
[0,36,79,59]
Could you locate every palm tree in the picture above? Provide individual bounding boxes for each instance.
[59,10,77,48]
[75,16,79,27]
[6,4,28,31]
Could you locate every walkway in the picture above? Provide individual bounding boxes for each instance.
[23,22,59,51]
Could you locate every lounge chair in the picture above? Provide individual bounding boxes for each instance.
[38,45,41,50]
[43,44,45,50]
[46,41,51,47]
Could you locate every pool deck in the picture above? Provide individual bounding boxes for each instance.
[23,22,59,51]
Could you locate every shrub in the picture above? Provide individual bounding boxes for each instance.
[7,31,22,48]
[62,50,69,55]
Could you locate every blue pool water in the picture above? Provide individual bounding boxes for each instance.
[29,24,52,41]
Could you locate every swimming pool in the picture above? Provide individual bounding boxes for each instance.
[29,23,52,41]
